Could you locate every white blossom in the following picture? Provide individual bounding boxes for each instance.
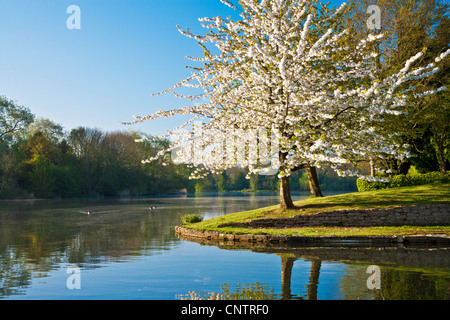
[123,0,449,181]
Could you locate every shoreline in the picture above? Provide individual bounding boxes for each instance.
[175,225,450,247]
[175,184,450,247]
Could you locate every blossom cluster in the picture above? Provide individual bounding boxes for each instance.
[169,123,281,177]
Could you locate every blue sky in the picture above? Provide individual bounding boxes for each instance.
[0,0,350,136]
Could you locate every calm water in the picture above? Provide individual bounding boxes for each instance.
[0,192,448,300]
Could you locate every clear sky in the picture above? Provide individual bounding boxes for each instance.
[0,0,348,136]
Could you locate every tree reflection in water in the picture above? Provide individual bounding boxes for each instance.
[178,256,323,300]
[281,255,321,300]
[178,282,278,300]
[177,245,450,300]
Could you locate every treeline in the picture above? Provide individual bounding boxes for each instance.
[0,94,446,200]
[198,167,358,194]
[0,121,189,199]
[0,95,358,199]
[0,97,194,198]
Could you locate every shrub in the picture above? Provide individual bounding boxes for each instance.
[389,174,411,188]
[356,166,450,192]
[181,214,203,224]
[356,178,388,192]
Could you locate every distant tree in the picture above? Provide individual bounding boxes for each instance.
[133,132,186,194]
[249,174,261,192]
[21,131,59,163]
[68,127,107,196]
[17,129,82,198]
[0,145,23,197]
[416,15,450,175]
[0,96,34,142]
[217,171,230,192]
[28,155,56,198]
[101,132,143,196]
[25,117,65,143]
[232,170,249,190]
[298,171,310,191]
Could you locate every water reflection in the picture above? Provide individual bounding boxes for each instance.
[1,193,449,300]
[279,254,449,300]
[0,193,283,299]
[280,256,321,300]
[178,282,278,300]
[175,241,450,300]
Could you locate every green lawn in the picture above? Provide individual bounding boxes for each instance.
[182,184,450,237]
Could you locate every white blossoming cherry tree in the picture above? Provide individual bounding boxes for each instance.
[123,0,449,209]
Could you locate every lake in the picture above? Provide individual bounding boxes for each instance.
[0,192,448,300]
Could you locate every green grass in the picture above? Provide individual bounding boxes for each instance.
[212,226,450,237]
[182,184,450,237]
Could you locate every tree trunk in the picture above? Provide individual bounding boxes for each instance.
[370,159,376,176]
[436,133,447,175]
[279,151,296,209]
[437,148,447,175]
[306,259,322,300]
[280,175,295,209]
[307,166,323,197]
[280,256,295,300]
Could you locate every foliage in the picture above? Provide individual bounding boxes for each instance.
[249,173,278,192]
[356,178,389,192]
[0,109,196,198]
[356,166,450,192]
[220,283,277,300]
[2,114,363,199]
[346,0,450,176]
[217,171,230,192]
[0,95,34,142]
[299,167,358,192]
[231,171,249,190]
[181,214,203,224]
[25,117,65,143]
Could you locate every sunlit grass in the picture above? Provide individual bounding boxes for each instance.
[182,184,450,237]
[213,226,450,237]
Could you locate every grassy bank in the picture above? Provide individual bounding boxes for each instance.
[181,184,450,237]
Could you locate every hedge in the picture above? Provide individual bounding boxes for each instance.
[357,168,450,192]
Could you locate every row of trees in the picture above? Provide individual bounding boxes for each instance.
[211,167,358,193]
[0,98,192,198]
[0,91,443,199]
[196,169,357,193]
[0,95,356,199]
